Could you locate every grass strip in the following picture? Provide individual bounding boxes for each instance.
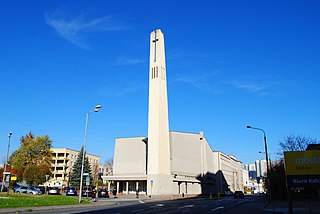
[0,193,89,208]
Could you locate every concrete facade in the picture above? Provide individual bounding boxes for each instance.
[212,152,243,193]
[147,29,172,195]
[103,131,243,196]
[50,148,100,187]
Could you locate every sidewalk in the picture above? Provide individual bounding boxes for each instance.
[263,199,320,213]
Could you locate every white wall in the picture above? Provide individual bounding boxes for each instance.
[170,132,201,176]
[113,137,146,175]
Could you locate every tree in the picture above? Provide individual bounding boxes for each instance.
[9,132,52,185]
[91,161,99,183]
[278,134,319,155]
[70,147,93,189]
[269,160,287,199]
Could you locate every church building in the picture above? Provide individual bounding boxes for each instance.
[102,29,243,196]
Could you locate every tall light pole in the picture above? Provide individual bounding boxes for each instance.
[79,104,101,203]
[1,132,12,192]
[259,151,271,167]
[247,126,272,199]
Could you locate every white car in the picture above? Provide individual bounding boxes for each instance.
[27,187,42,195]
[48,187,60,195]
[15,186,28,193]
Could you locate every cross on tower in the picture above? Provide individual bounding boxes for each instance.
[152,31,158,62]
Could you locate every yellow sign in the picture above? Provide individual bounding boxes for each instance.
[11,176,17,181]
[284,150,320,175]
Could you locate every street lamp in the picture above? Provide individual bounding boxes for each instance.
[246,126,272,198]
[1,132,13,192]
[79,104,101,203]
[259,151,271,166]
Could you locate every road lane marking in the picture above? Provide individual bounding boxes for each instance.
[131,209,145,213]
[211,206,224,211]
[150,203,164,208]
[178,205,194,209]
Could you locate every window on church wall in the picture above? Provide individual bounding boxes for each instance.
[156,66,158,78]
[128,181,135,192]
[151,67,154,79]
[160,67,166,80]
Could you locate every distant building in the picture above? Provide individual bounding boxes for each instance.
[243,159,267,193]
[245,160,267,179]
[245,163,256,171]
[50,148,100,187]
[98,163,113,178]
[255,159,267,177]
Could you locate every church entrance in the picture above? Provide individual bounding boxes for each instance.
[120,180,147,195]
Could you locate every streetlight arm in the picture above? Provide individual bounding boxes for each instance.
[247,126,266,138]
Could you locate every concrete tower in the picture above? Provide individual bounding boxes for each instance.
[147,29,172,195]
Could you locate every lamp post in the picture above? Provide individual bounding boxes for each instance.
[246,126,272,199]
[1,132,13,192]
[259,151,271,167]
[79,104,101,203]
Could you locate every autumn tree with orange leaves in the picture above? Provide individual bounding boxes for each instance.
[9,132,53,185]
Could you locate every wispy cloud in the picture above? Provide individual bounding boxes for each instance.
[225,80,269,95]
[116,57,146,65]
[167,49,210,60]
[100,81,146,97]
[45,9,128,50]
[172,71,275,96]
[172,71,221,94]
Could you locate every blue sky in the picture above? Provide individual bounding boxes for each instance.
[1,0,319,166]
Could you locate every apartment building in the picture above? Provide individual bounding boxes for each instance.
[49,148,100,187]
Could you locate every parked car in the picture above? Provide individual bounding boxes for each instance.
[223,190,233,196]
[234,190,245,198]
[98,188,109,198]
[15,186,28,194]
[0,187,8,192]
[34,186,45,194]
[27,187,42,195]
[48,187,60,195]
[13,185,20,193]
[66,187,77,196]
[82,187,92,197]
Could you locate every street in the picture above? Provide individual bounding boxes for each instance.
[29,194,267,214]
[78,195,266,214]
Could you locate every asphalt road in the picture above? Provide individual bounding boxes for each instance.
[72,195,266,214]
[12,195,270,214]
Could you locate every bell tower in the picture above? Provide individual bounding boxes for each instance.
[147,29,172,195]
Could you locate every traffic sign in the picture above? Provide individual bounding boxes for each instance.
[86,176,90,186]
